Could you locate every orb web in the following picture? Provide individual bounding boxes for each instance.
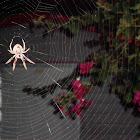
[0,0,139,140]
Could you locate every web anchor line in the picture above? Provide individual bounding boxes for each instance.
[36,58,63,72]
[12,21,26,29]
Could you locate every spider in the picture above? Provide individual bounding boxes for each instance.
[5,39,35,71]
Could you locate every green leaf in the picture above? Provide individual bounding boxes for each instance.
[66,22,80,34]
[128,54,137,63]
[120,18,130,27]
[124,29,131,39]
[137,74,140,81]
[101,76,108,82]
[96,2,112,11]
[82,12,99,24]
[123,3,129,12]
[130,3,140,10]
[82,81,91,86]
[124,94,132,103]
[116,27,123,37]
[59,100,66,106]
[89,68,95,73]
[104,11,115,20]
[38,15,46,24]
[109,63,118,73]
[133,84,140,92]
[117,85,124,93]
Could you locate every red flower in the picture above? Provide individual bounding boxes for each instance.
[120,35,125,41]
[65,110,69,115]
[59,106,64,110]
[98,0,102,2]
[61,92,65,96]
[128,38,133,43]
[71,102,82,116]
[55,14,68,21]
[133,21,137,25]
[128,34,134,43]
[84,86,90,93]
[71,79,90,99]
[109,32,115,38]
[76,109,82,116]
[56,98,60,101]
[71,79,85,98]
[135,41,140,47]
[79,97,94,107]
[79,61,95,74]
[133,91,140,112]
[88,101,94,106]
[71,98,94,116]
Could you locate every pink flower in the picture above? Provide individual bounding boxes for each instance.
[71,79,85,98]
[79,61,95,74]
[109,32,115,37]
[56,98,60,101]
[71,102,82,116]
[79,97,94,107]
[128,34,134,44]
[133,91,140,105]
[86,101,93,107]
[71,98,94,116]
[61,92,65,96]
[71,79,81,87]
[128,38,133,43]
[76,109,82,116]
[120,35,125,41]
[70,79,89,99]
[128,37,133,43]
[65,110,69,115]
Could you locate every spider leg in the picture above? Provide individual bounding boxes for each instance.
[8,50,14,54]
[23,54,35,64]
[23,48,30,53]
[13,57,17,71]
[5,55,15,64]
[22,39,25,50]
[21,57,27,70]
[9,39,13,52]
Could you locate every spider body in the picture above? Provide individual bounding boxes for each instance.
[5,39,35,71]
[13,44,25,58]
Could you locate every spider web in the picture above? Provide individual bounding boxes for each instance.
[0,0,139,140]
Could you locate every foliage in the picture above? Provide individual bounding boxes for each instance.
[93,0,140,115]
[23,60,94,120]
[27,0,140,116]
